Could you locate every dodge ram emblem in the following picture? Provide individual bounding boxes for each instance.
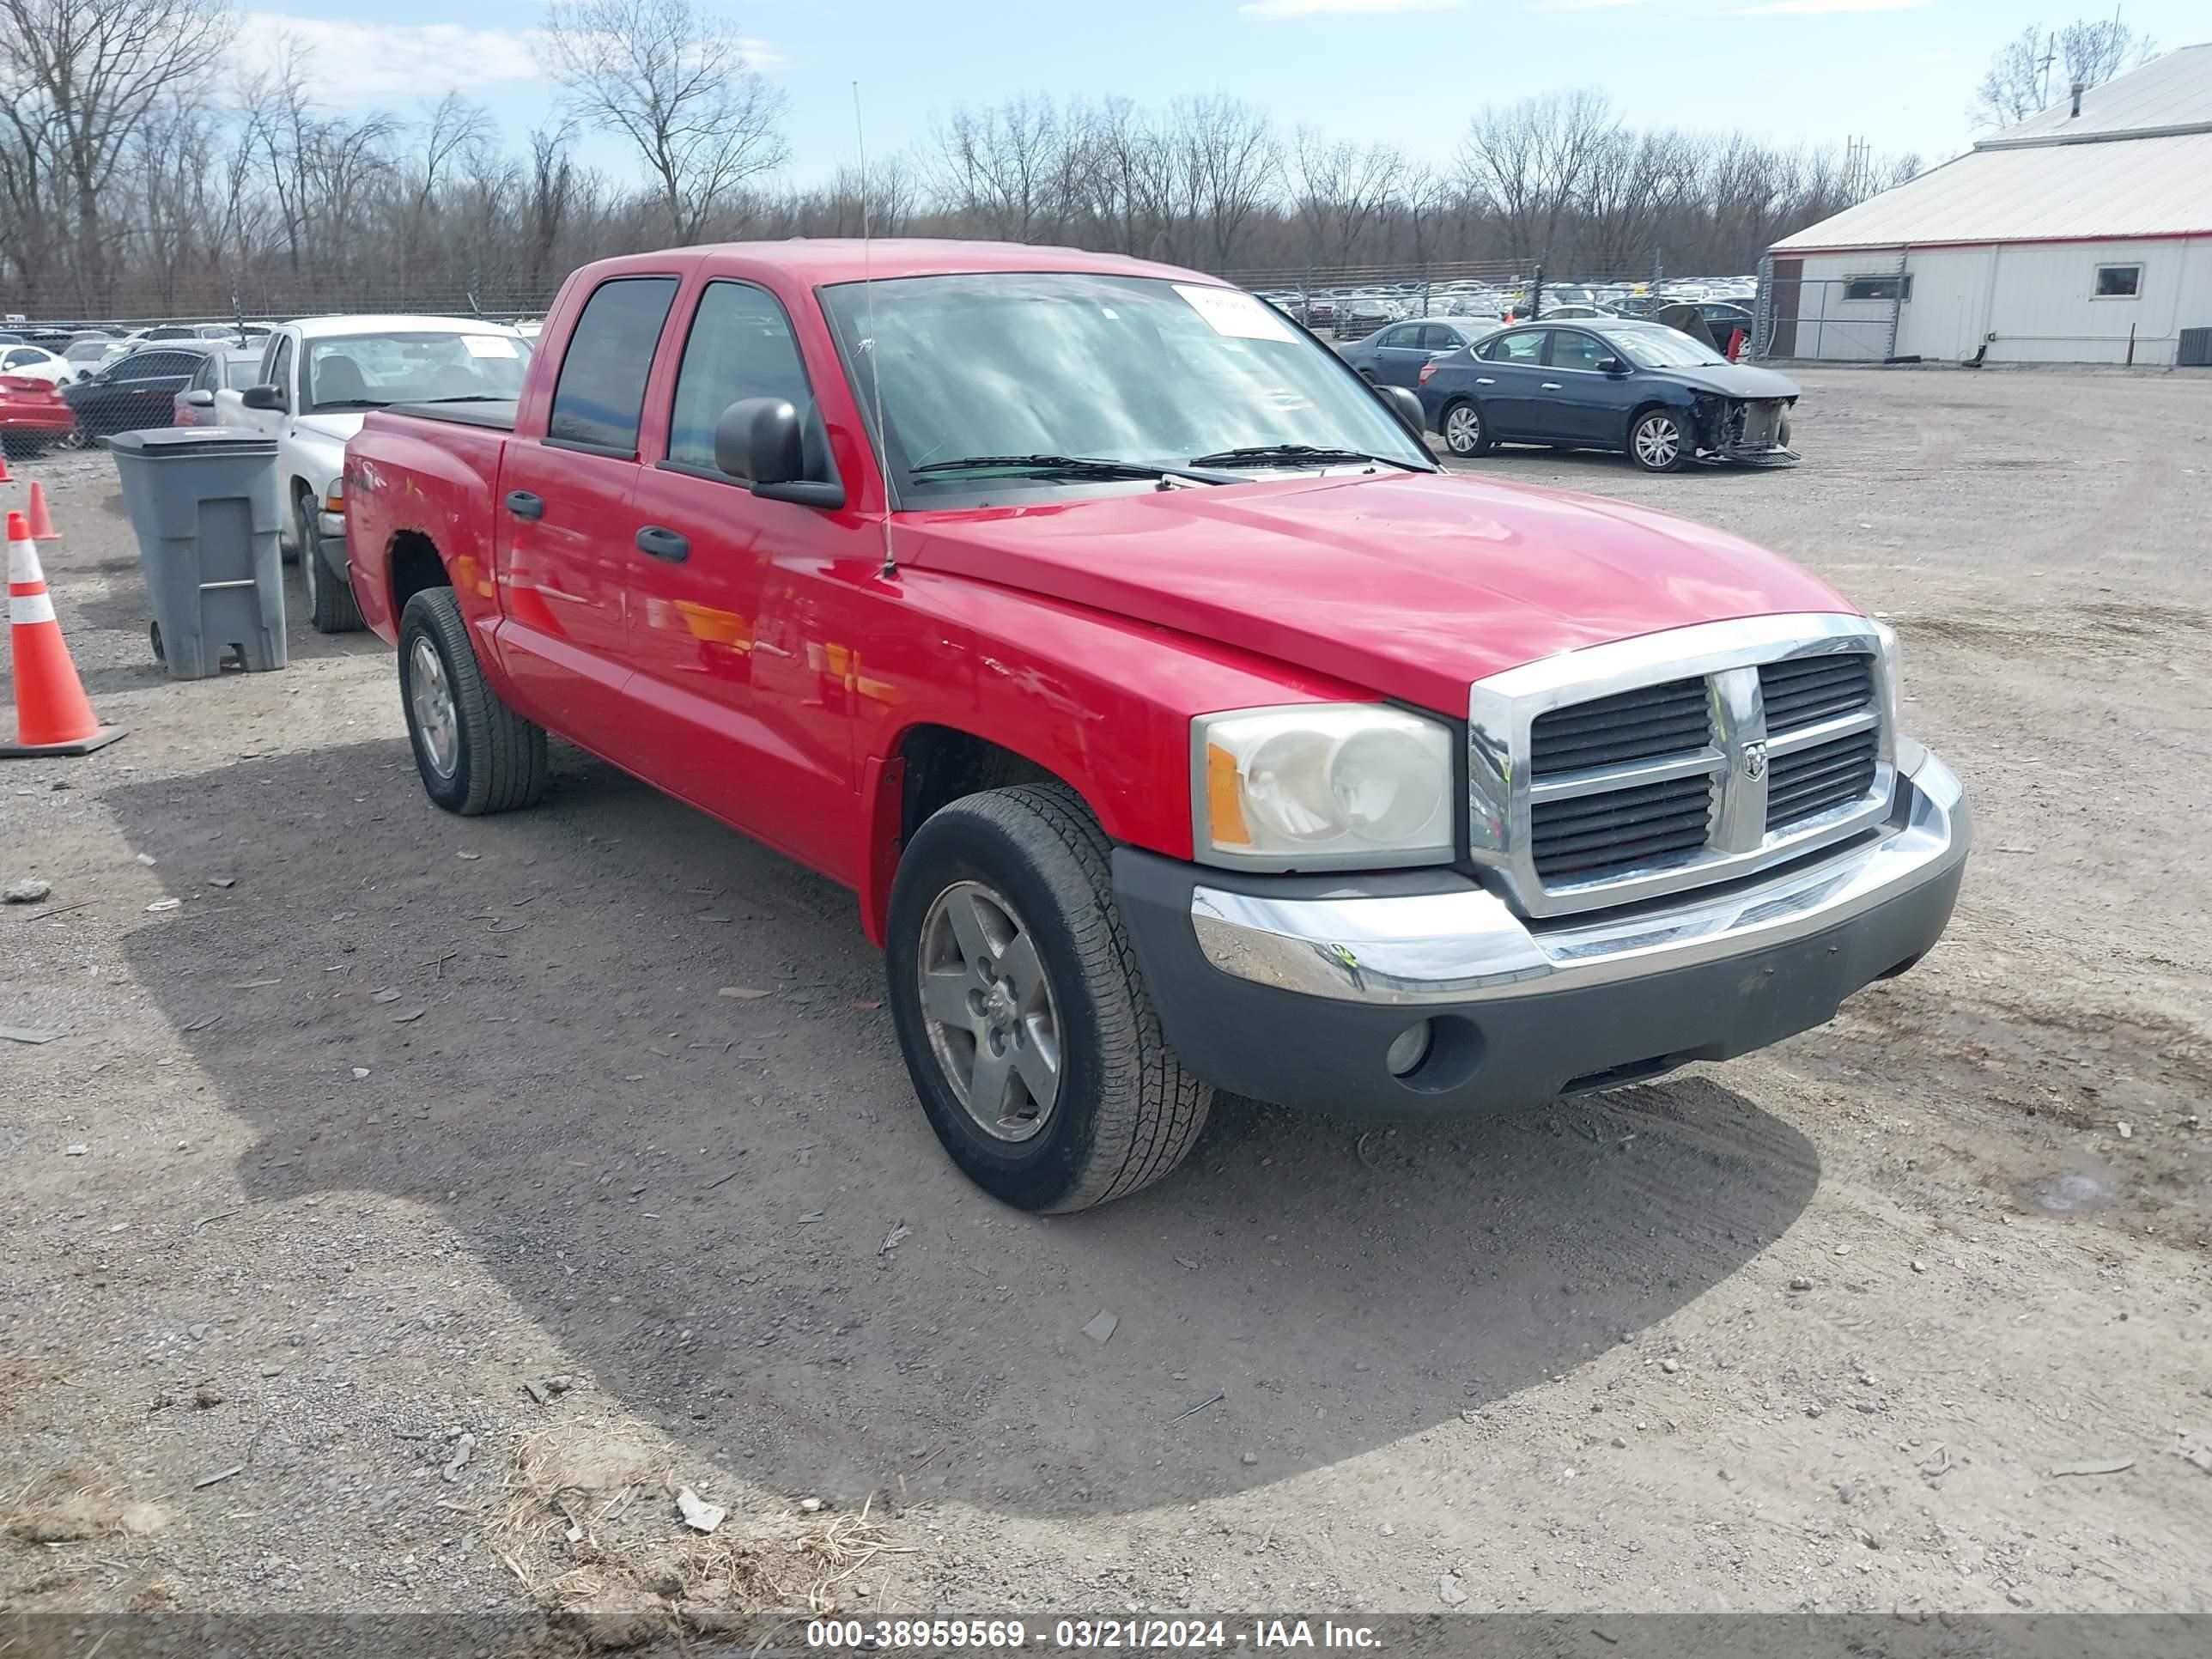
[1742,740,1769,781]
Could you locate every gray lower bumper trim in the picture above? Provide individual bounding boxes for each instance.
[1191,745,1968,1006]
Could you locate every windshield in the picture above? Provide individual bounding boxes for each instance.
[818,272,1429,495]
[302,331,530,412]
[1612,328,1730,369]
[222,358,264,390]
[64,340,111,362]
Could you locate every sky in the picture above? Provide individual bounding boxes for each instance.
[230,0,2208,185]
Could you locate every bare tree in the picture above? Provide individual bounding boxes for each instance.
[1169,95,1279,270]
[539,0,789,242]
[1971,16,2157,128]
[1460,91,1618,266]
[1289,128,1399,271]
[0,0,235,309]
[930,95,1073,243]
[398,93,495,288]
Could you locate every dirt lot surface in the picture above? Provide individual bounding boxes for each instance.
[3,367,2210,1629]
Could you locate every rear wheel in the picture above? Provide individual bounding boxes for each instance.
[397,586,549,816]
[1441,398,1492,458]
[886,783,1212,1212]
[1629,407,1691,472]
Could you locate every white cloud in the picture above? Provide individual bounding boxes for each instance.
[1730,0,1927,14]
[234,15,544,99]
[1240,0,1468,19]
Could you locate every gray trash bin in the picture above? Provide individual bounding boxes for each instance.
[108,428,288,680]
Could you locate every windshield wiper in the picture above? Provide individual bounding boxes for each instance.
[1188,443,1427,471]
[909,453,1226,486]
[311,398,389,410]
[412,394,507,404]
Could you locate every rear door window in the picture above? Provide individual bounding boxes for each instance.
[1547,331,1612,372]
[1481,330,1546,365]
[550,276,680,455]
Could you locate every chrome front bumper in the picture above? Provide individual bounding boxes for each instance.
[1190,743,1968,1007]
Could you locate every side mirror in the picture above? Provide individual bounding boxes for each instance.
[1378,384,1425,431]
[714,396,803,484]
[181,389,216,408]
[712,396,844,508]
[1597,356,1626,375]
[241,383,283,411]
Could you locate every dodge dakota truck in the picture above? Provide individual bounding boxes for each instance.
[343,241,1971,1212]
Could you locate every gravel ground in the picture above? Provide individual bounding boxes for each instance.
[3,366,2210,1626]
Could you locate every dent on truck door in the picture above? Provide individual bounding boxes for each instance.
[492,275,679,752]
[623,277,860,876]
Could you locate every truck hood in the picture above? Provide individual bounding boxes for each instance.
[1665,363,1801,400]
[291,413,364,446]
[902,471,1852,714]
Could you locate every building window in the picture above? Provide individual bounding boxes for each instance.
[2094,264,2142,298]
[1842,274,1911,302]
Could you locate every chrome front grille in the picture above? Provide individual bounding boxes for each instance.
[1531,773,1716,881]
[1529,678,1710,776]
[1468,614,1897,919]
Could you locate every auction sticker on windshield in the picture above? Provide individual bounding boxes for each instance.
[1175,284,1296,343]
[462,335,520,357]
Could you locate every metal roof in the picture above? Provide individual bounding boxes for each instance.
[1773,46,2212,253]
[1984,40,2212,148]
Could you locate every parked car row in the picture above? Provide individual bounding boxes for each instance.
[1255,275,1758,341]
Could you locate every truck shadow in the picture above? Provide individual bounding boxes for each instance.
[104,743,1820,1520]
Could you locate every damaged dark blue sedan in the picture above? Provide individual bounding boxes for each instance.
[1417,319,1799,473]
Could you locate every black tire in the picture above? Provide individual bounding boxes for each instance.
[1778,413,1794,450]
[886,783,1212,1213]
[299,492,364,634]
[397,586,549,817]
[1439,398,1492,458]
[1627,406,1692,472]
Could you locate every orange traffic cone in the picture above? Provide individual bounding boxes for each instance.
[3,511,125,758]
[0,449,12,483]
[1726,327,1747,362]
[26,481,58,540]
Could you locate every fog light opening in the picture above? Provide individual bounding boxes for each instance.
[1385,1018,1434,1078]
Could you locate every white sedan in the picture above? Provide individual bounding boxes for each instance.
[0,344,76,386]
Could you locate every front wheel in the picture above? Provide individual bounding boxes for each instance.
[397,587,549,816]
[1628,408,1692,472]
[299,495,364,634]
[1440,399,1492,458]
[886,784,1212,1212]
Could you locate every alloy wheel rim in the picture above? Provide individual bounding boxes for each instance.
[409,636,459,779]
[916,879,1062,1142]
[1635,417,1678,466]
[1447,406,1480,451]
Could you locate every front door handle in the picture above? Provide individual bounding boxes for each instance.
[505,490,544,521]
[1475,376,1496,386]
[1540,381,1563,390]
[635,525,690,563]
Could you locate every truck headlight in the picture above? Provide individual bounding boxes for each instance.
[1193,705,1455,871]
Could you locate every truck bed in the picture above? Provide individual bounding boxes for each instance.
[383,399,519,431]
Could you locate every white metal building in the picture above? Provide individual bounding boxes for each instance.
[1764,42,2212,367]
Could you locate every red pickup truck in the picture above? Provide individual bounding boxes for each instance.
[343,240,1970,1212]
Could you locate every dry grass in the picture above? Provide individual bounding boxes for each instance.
[481,1419,912,1634]
[2,1469,167,1547]
[0,1356,70,1421]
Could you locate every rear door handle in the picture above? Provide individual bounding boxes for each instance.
[1540,381,1563,390]
[635,525,690,563]
[1475,376,1496,386]
[504,490,544,520]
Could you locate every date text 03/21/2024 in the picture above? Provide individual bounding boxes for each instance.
[804,1619,1383,1650]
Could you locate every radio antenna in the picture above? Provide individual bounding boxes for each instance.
[854,81,896,580]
